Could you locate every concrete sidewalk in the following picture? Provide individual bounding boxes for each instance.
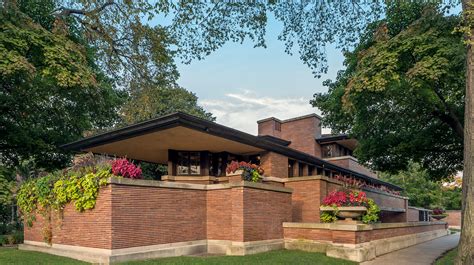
[361,233,459,265]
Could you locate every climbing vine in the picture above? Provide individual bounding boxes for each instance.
[16,154,141,243]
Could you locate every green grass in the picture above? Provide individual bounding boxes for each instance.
[435,247,457,265]
[0,247,88,265]
[0,248,355,265]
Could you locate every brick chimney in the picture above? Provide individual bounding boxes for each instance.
[257,114,322,157]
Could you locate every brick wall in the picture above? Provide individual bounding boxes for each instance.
[281,116,321,157]
[207,189,233,240]
[24,185,113,249]
[110,184,207,249]
[242,188,292,241]
[284,223,447,244]
[407,208,420,222]
[444,210,461,227]
[285,180,323,222]
[24,181,292,250]
[257,118,282,138]
[260,151,288,178]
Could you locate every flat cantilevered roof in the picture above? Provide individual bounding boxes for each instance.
[62,112,402,191]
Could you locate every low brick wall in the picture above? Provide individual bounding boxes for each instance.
[24,186,113,249]
[264,176,408,223]
[283,221,448,262]
[24,178,292,252]
[444,210,461,228]
[283,222,446,244]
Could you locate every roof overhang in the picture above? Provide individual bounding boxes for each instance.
[62,112,402,191]
[317,134,358,150]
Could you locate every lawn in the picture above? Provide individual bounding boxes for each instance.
[0,248,356,265]
[435,247,457,265]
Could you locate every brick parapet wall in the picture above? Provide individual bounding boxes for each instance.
[265,176,408,223]
[283,222,447,244]
[444,210,461,227]
[24,185,113,249]
[24,179,292,250]
[260,151,288,178]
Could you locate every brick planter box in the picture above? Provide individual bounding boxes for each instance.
[283,221,448,262]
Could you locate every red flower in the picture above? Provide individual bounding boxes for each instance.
[111,158,142,179]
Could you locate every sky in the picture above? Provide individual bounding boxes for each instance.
[174,16,344,135]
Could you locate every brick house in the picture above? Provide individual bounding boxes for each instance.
[21,112,448,263]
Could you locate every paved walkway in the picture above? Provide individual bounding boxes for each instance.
[361,233,459,265]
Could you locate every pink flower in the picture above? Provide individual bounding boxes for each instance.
[111,158,142,179]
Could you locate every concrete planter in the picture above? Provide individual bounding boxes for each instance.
[320,206,367,224]
[431,214,448,220]
[226,170,243,177]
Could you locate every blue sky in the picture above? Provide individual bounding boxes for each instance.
[175,16,344,134]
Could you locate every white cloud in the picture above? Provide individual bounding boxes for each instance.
[200,90,329,135]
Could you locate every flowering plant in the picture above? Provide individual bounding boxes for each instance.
[226,161,263,182]
[322,190,368,207]
[111,158,142,179]
[333,174,401,196]
[321,189,380,224]
[432,208,445,215]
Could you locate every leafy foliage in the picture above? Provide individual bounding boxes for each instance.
[121,86,214,124]
[226,161,263,182]
[379,163,462,210]
[1,8,124,170]
[320,190,380,224]
[311,4,464,179]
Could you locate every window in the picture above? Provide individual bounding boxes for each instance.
[288,159,295,177]
[308,165,315,176]
[177,152,201,175]
[322,145,333,158]
[298,163,304,176]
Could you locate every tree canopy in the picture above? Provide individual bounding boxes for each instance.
[311,5,465,179]
[379,163,462,210]
[1,1,213,170]
[1,8,123,170]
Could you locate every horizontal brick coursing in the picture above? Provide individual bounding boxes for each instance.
[284,224,447,244]
[207,189,233,240]
[111,185,207,249]
[243,188,292,241]
[24,186,113,249]
[445,210,461,227]
[24,182,292,250]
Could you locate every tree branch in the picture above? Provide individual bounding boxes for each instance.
[432,86,464,139]
[55,1,115,17]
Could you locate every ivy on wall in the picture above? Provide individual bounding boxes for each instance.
[16,154,142,243]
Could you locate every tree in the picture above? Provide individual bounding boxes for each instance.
[170,1,468,260]
[1,7,124,170]
[379,163,462,210]
[311,7,464,179]
[121,84,214,124]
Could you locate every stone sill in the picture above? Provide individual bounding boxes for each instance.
[282,221,447,231]
[108,177,293,193]
[263,175,342,185]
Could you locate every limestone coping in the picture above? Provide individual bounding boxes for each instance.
[282,221,447,231]
[263,175,342,185]
[161,175,223,181]
[362,187,409,200]
[263,175,408,199]
[108,177,293,193]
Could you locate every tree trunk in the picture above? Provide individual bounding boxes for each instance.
[458,1,474,264]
